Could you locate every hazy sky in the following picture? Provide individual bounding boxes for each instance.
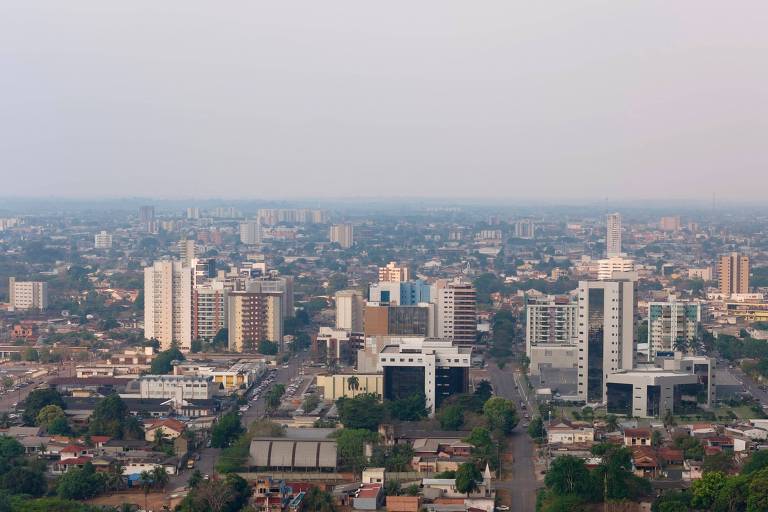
[2,2,767,201]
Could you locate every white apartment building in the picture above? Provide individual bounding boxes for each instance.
[648,299,701,360]
[335,289,364,332]
[179,239,196,266]
[240,220,262,245]
[525,296,578,375]
[577,278,635,404]
[8,278,48,311]
[378,262,410,282]
[597,257,635,280]
[94,231,113,250]
[248,276,295,318]
[378,338,472,416]
[329,223,354,249]
[192,280,228,341]
[606,212,622,258]
[144,260,192,351]
[514,219,535,239]
[138,375,215,400]
[434,277,477,345]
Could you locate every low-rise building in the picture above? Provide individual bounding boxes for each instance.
[137,375,215,400]
[547,419,595,445]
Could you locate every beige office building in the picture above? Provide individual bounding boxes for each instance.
[227,291,283,352]
[329,223,354,249]
[718,252,749,296]
[378,262,410,282]
[8,278,48,311]
[144,260,192,351]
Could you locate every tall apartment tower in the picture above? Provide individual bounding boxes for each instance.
[8,278,48,311]
[227,291,283,352]
[577,279,635,403]
[647,299,701,360]
[239,220,262,245]
[179,239,196,267]
[329,223,354,249]
[379,262,410,282]
[718,252,750,296]
[139,205,155,224]
[144,260,192,351]
[514,219,536,239]
[335,289,364,332]
[94,231,113,250]
[606,213,622,258]
[192,280,228,342]
[435,277,478,345]
[525,296,578,375]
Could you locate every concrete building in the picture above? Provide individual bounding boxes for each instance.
[192,280,228,341]
[577,278,635,404]
[656,353,716,406]
[179,239,196,267]
[364,303,433,337]
[8,278,48,311]
[316,373,383,400]
[144,261,192,351]
[514,219,535,239]
[718,252,750,296]
[240,220,262,245]
[138,375,215,400]
[648,299,701,360]
[688,267,713,281]
[434,277,477,345]
[248,275,295,318]
[597,257,635,280]
[335,289,364,332]
[191,258,217,286]
[606,369,702,418]
[659,216,681,232]
[378,338,472,416]
[606,212,622,258]
[94,230,113,249]
[139,205,155,224]
[227,290,283,352]
[525,296,578,375]
[369,280,431,306]
[547,419,595,445]
[315,327,364,364]
[379,262,410,282]
[329,223,354,249]
[186,207,200,220]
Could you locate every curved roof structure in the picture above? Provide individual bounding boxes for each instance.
[248,438,337,469]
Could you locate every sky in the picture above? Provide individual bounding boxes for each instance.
[1,1,768,201]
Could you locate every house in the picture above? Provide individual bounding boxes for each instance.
[387,496,422,512]
[631,446,661,478]
[623,428,652,447]
[683,459,703,481]
[658,447,684,466]
[547,419,595,445]
[726,425,768,441]
[354,484,384,510]
[144,418,186,442]
[691,423,717,437]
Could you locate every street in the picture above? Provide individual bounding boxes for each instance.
[486,362,543,512]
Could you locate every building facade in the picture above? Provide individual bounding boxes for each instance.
[378,262,410,282]
[94,231,113,249]
[329,223,354,249]
[240,220,262,245]
[335,289,364,332]
[525,296,578,375]
[606,213,622,258]
[192,281,228,341]
[718,252,749,296]
[144,261,192,351]
[435,278,477,345]
[138,375,214,400]
[227,291,283,352]
[8,278,48,311]
[647,300,701,360]
[597,257,635,280]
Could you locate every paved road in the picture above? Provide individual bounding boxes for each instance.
[725,364,768,405]
[486,362,542,512]
[0,362,74,413]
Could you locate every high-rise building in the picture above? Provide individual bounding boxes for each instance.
[8,278,48,311]
[364,304,433,337]
[434,277,477,345]
[577,278,635,403]
[369,280,431,306]
[329,223,354,249]
[718,252,750,296]
[378,262,410,282]
[525,296,578,375]
[94,230,113,250]
[647,299,701,360]
[144,260,192,351]
[597,257,635,280]
[514,219,536,239]
[192,280,228,341]
[227,290,283,352]
[186,207,200,220]
[139,205,155,224]
[191,258,217,287]
[659,216,681,232]
[378,338,471,416]
[247,276,295,318]
[606,213,622,258]
[335,289,364,332]
[240,220,262,245]
[179,239,196,267]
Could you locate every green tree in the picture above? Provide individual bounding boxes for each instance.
[691,471,727,510]
[211,412,244,448]
[483,396,519,434]
[742,450,768,475]
[0,467,46,497]
[46,416,72,436]
[334,429,379,474]
[527,416,545,439]
[474,380,493,403]
[56,462,105,500]
[387,393,428,421]
[36,404,66,430]
[545,456,593,498]
[303,486,337,512]
[336,394,384,431]
[149,347,184,374]
[23,348,39,362]
[22,388,65,426]
[747,468,768,512]
[713,474,750,512]
[703,451,734,474]
[88,394,138,439]
[347,376,359,392]
[439,404,465,430]
[455,462,482,497]
[257,340,278,355]
[464,427,498,469]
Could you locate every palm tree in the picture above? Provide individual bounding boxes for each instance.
[304,487,337,512]
[106,462,125,491]
[347,376,359,393]
[688,336,704,355]
[604,414,619,432]
[152,466,170,491]
[153,428,168,451]
[673,336,689,354]
[139,470,153,512]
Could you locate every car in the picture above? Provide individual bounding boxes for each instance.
[496,506,510,511]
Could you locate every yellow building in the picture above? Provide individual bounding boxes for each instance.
[316,373,383,401]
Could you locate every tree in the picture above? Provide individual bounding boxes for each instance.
[334,429,379,474]
[257,340,278,355]
[384,480,401,496]
[713,474,749,512]
[527,416,545,439]
[347,376,359,392]
[188,469,203,489]
[88,393,136,439]
[651,429,663,447]
[0,467,46,497]
[483,397,519,434]
[57,462,105,500]
[545,456,592,498]
[23,348,39,362]
[139,471,153,512]
[439,404,465,430]
[464,427,498,469]
[742,450,768,475]
[211,412,245,448]
[22,389,65,426]
[604,414,619,432]
[387,393,428,421]
[303,486,337,512]
[691,471,727,510]
[747,468,768,512]
[703,452,734,474]
[474,380,493,403]
[151,466,169,491]
[36,404,66,430]
[46,416,72,436]
[455,463,482,497]
[149,347,184,374]
[336,394,385,431]
[673,337,689,353]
